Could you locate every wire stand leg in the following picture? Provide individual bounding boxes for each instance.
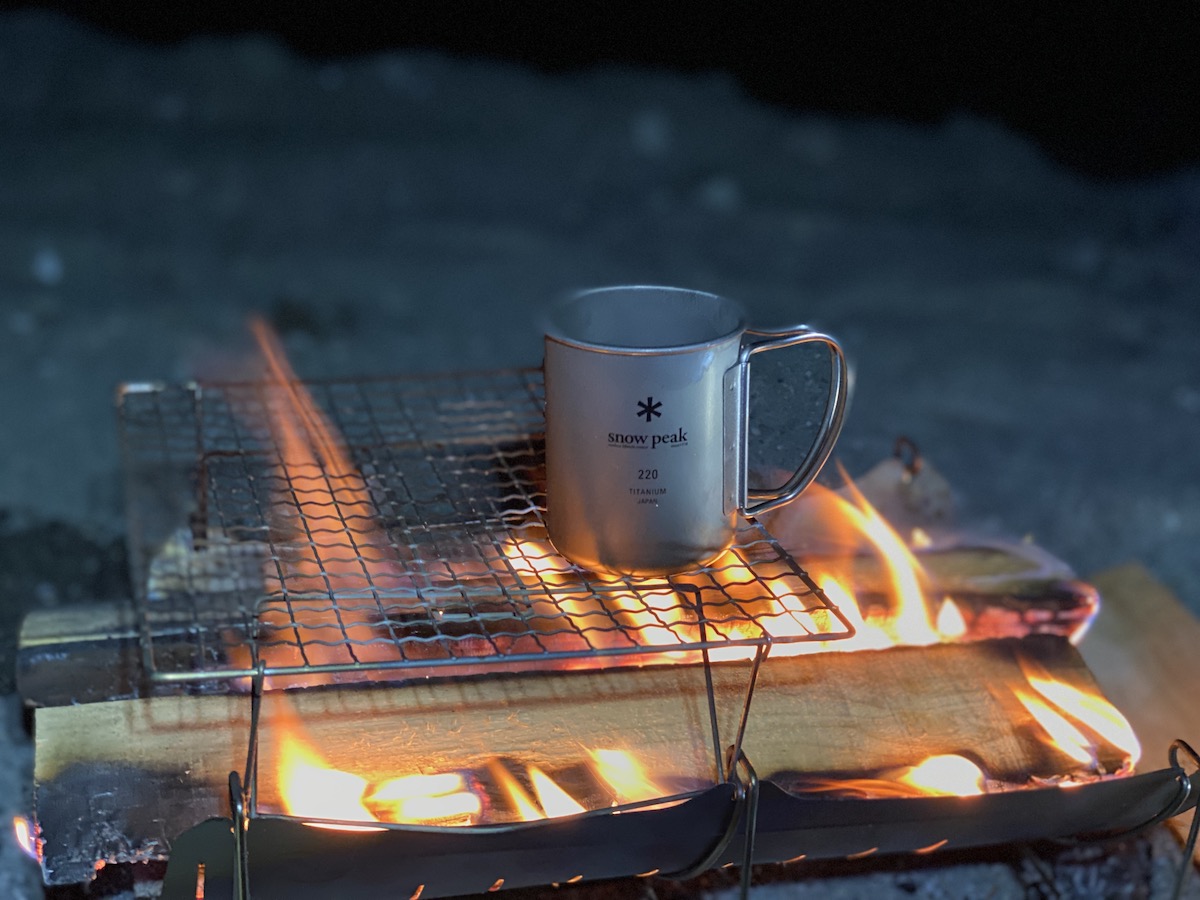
[1170,740,1200,900]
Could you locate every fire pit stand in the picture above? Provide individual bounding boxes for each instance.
[117,370,857,689]
[115,368,863,897]
[21,368,1199,899]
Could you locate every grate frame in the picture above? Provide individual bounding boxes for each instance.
[118,369,854,686]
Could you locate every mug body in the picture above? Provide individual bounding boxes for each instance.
[543,286,745,574]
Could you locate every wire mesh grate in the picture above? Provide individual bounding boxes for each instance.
[118,369,854,685]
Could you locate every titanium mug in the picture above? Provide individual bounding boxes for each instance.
[543,285,848,575]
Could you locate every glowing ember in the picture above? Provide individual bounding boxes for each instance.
[529,766,586,817]
[1013,688,1097,767]
[892,754,985,796]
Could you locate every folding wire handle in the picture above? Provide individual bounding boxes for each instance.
[737,327,849,517]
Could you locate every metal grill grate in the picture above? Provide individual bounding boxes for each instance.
[118,369,854,685]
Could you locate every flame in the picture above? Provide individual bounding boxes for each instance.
[1025,677,1141,765]
[272,698,489,828]
[935,598,967,639]
[240,327,1136,822]
[721,478,942,658]
[529,766,586,817]
[797,753,987,799]
[502,480,946,661]
[610,585,689,647]
[12,815,38,861]
[837,472,938,645]
[587,749,665,803]
[1013,688,1097,767]
[1016,655,1142,769]
[366,774,482,825]
[488,761,545,822]
[248,319,411,674]
[276,718,383,831]
[251,318,390,591]
[892,754,985,796]
[505,539,571,586]
[247,320,963,678]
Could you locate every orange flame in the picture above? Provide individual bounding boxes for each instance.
[487,761,545,822]
[366,774,482,825]
[835,472,938,646]
[935,598,967,640]
[892,755,985,796]
[1014,688,1097,767]
[12,815,38,862]
[1026,676,1141,765]
[274,705,383,831]
[244,327,1136,823]
[271,698,486,828]
[529,766,586,817]
[795,753,987,799]
[251,318,390,591]
[1016,655,1142,770]
[503,469,959,664]
[248,319,412,675]
[587,749,666,803]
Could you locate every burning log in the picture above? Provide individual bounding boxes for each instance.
[31,634,1139,884]
[810,543,1098,643]
[759,472,1097,644]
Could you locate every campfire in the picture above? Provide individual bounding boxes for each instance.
[16,322,1196,898]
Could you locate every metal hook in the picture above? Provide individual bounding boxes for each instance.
[1169,740,1200,900]
[228,771,251,900]
[663,748,762,885]
[731,749,761,900]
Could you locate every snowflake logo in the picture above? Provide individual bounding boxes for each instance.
[636,397,662,422]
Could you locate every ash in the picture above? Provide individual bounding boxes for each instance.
[1,10,1198,899]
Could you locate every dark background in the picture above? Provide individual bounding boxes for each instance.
[9,0,1200,178]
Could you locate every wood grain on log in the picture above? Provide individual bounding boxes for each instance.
[34,633,1127,883]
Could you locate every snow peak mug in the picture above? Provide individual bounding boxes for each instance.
[543,285,847,575]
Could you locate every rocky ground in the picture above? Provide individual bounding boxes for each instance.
[1,11,1197,898]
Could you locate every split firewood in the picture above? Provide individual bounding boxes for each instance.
[33,633,1136,882]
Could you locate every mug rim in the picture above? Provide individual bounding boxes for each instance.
[545,284,746,356]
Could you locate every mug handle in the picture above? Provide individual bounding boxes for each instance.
[736,326,849,517]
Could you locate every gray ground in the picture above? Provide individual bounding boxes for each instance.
[0,11,1197,898]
